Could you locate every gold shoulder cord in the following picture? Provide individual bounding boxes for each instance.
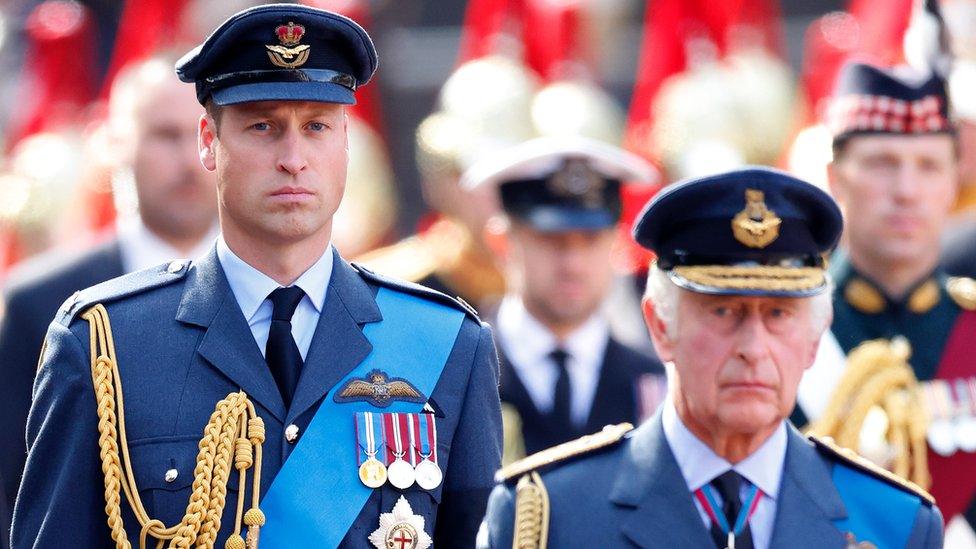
[83,304,266,549]
[807,338,930,489]
[512,472,549,549]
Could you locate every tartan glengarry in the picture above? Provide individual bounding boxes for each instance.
[827,93,949,136]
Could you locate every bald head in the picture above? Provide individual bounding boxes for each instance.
[108,54,217,251]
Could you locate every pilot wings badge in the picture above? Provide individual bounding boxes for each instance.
[266,22,311,68]
[732,189,781,249]
[335,369,427,407]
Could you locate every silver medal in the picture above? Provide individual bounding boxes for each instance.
[415,459,443,490]
[928,420,957,456]
[388,457,416,490]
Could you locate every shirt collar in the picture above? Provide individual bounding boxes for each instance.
[662,397,786,500]
[496,295,609,366]
[117,218,218,273]
[216,235,333,322]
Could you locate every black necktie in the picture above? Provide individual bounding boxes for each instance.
[549,348,573,434]
[266,286,305,408]
[708,471,755,549]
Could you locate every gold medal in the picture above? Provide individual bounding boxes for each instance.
[359,455,387,488]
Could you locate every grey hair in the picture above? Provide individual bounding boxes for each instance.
[643,264,834,339]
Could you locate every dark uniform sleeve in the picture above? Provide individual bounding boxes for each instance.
[0,290,49,526]
[483,483,515,549]
[434,323,502,546]
[11,321,110,548]
[907,502,944,549]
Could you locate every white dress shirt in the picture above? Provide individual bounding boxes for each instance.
[662,397,786,549]
[496,295,609,427]
[117,218,219,273]
[216,236,333,360]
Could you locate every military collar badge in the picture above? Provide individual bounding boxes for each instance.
[732,189,781,249]
[266,22,310,68]
[369,496,433,549]
[336,369,426,407]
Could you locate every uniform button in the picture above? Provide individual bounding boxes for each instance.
[167,260,185,273]
[285,424,300,443]
[164,468,179,483]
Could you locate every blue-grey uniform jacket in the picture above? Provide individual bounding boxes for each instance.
[12,248,502,548]
[485,412,943,548]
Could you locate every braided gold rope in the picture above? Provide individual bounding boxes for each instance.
[512,472,549,549]
[671,265,825,292]
[808,338,930,489]
[83,304,265,549]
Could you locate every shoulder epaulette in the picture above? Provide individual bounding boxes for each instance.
[56,260,191,326]
[947,276,976,311]
[495,423,633,483]
[351,262,480,321]
[353,236,440,284]
[809,435,934,506]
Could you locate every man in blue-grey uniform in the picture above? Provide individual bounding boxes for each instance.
[482,167,943,548]
[12,5,501,548]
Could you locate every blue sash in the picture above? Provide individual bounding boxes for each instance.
[831,463,921,547]
[259,288,466,546]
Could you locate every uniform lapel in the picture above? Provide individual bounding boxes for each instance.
[287,253,381,422]
[769,426,848,547]
[176,248,286,422]
[609,413,715,548]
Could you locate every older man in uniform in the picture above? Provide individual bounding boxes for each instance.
[793,61,976,536]
[12,5,501,548]
[482,168,943,549]
[461,137,665,462]
[0,52,218,540]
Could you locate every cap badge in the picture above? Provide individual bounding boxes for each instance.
[266,22,310,68]
[549,158,605,208]
[369,496,433,549]
[732,189,781,249]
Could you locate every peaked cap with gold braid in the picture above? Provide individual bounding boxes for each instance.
[632,167,843,296]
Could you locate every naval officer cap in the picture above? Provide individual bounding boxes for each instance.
[461,137,656,232]
[176,3,377,106]
[632,167,843,297]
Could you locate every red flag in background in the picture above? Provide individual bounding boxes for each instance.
[100,0,189,98]
[457,0,524,65]
[6,1,97,148]
[522,0,589,81]
[619,0,785,274]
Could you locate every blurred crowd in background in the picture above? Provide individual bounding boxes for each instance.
[5,0,976,280]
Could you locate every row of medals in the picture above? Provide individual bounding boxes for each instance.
[360,453,442,491]
[922,377,976,456]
